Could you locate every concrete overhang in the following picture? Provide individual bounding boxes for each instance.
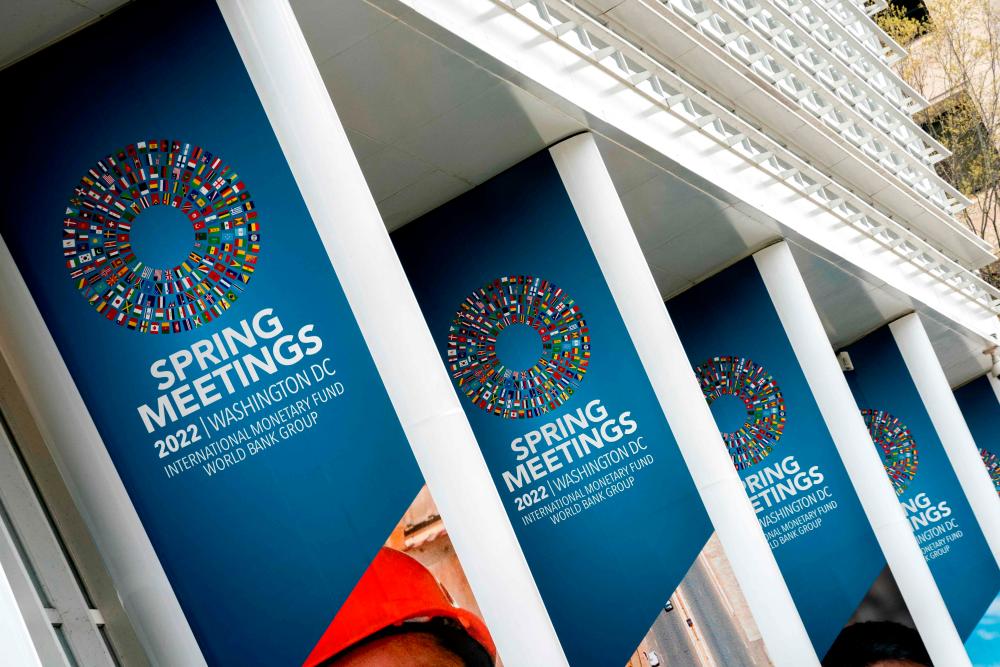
[1,0,995,387]
[581,0,996,269]
[299,0,997,385]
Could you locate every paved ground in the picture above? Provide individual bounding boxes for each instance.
[644,598,698,665]
[631,536,771,666]
[678,556,760,666]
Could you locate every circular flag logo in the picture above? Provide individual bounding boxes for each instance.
[447,276,590,419]
[694,356,786,471]
[63,139,260,333]
[860,409,919,496]
[981,448,1000,497]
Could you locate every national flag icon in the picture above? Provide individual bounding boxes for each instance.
[64,139,260,333]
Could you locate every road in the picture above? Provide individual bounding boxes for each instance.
[644,598,698,665]
[640,555,768,666]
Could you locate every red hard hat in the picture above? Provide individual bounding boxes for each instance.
[303,547,496,665]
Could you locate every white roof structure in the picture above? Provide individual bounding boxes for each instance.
[2,0,996,384]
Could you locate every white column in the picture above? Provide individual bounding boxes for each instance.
[550,135,819,667]
[890,313,1000,565]
[0,240,207,666]
[216,2,566,666]
[0,550,43,667]
[754,242,970,667]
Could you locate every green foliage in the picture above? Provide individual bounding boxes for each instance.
[924,94,1000,198]
[876,0,1000,287]
[876,4,929,46]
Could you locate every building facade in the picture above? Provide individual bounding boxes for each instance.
[1,0,999,666]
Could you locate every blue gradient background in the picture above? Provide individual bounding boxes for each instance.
[0,1,421,664]
[955,374,1000,663]
[668,257,885,657]
[845,327,1000,641]
[393,150,713,667]
[955,375,1000,483]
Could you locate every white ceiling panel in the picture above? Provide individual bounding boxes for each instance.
[377,170,472,231]
[344,128,387,162]
[594,137,662,195]
[297,0,396,65]
[791,248,889,303]
[396,83,581,186]
[3,0,991,388]
[317,19,497,146]
[357,145,436,202]
[650,265,696,300]
[72,0,122,10]
[923,314,993,385]
[0,0,124,68]
[619,174,724,250]
[648,215,778,289]
[816,285,910,349]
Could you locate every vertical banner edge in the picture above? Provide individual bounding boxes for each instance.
[214,2,568,665]
[549,134,818,667]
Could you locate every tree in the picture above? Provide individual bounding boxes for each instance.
[878,0,1000,286]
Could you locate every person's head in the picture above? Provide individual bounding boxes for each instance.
[322,618,493,666]
[822,621,932,667]
[305,548,496,667]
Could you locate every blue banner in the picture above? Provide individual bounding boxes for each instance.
[953,376,1000,666]
[955,376,1000,498]
[392,148,713,667]
[0,1,434,664]
[844,327,1000,641]
[668,257,884,657]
